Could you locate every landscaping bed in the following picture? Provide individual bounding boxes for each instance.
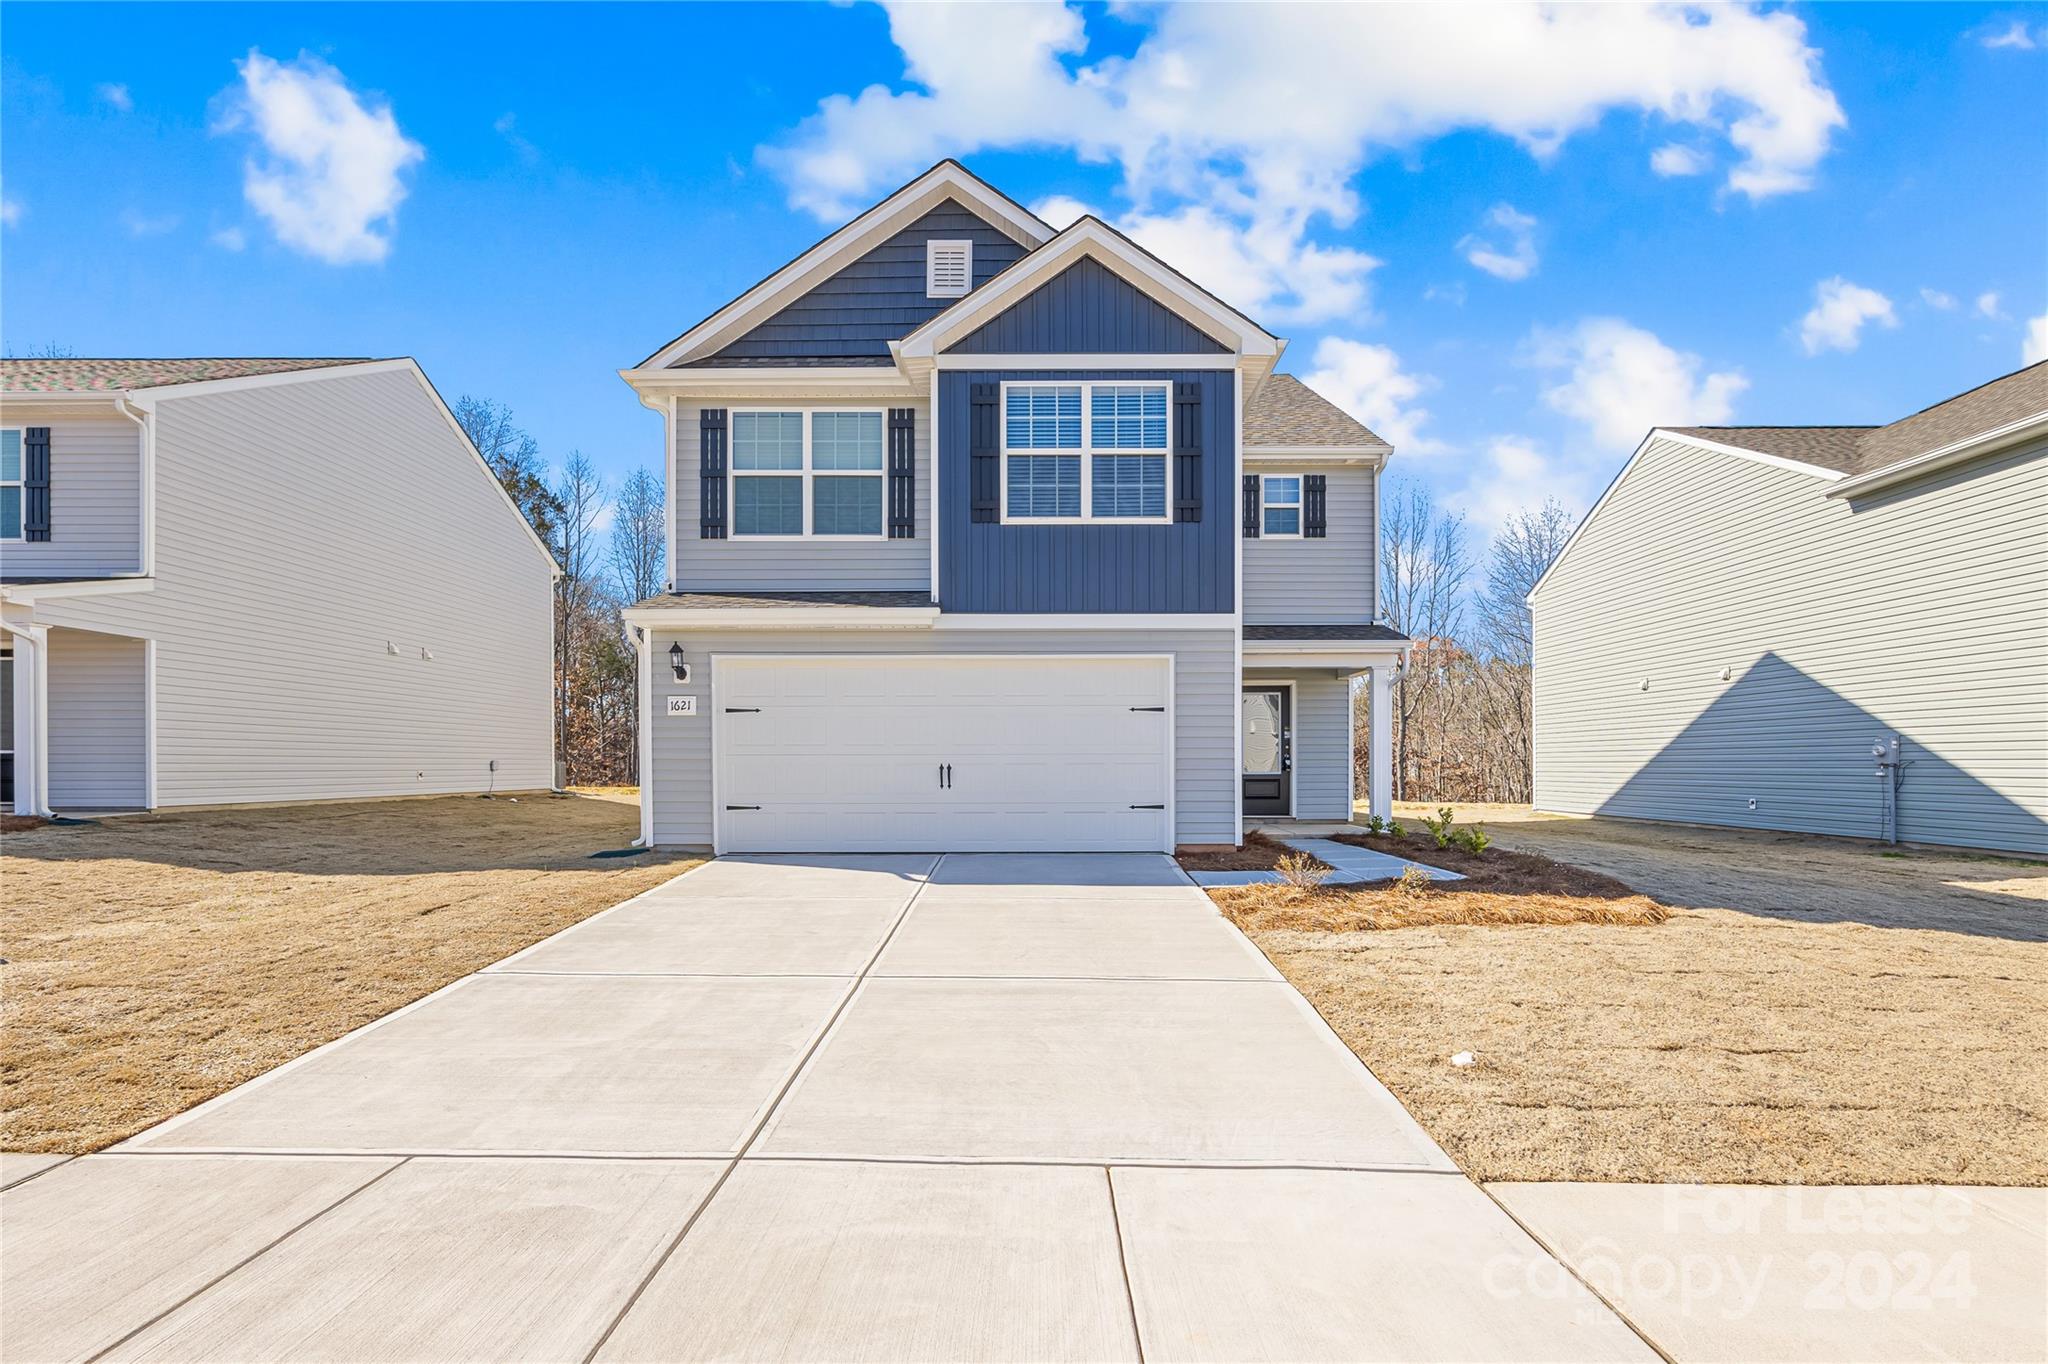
[0,793,698,1152]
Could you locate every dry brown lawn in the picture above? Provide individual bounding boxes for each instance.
[1,794,699,1153]
[1229,811,2048,1186]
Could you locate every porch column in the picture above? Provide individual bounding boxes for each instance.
[1368,662,1394,820]
[5,621,51,818]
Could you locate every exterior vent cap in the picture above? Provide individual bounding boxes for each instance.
[926,239,972,299]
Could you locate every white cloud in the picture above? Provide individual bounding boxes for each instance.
[1449,436,1585,534]
[1458,202,1538,281]
[213,50,424,265]
[1423,281,1467,307]
[1976,291,2004,319]
[1030,194,1094,231]
[122,209,180,238]
[0,195,20,228]
[1919,287,1957,311]
[1650,143,1708,177]
[1532,317,1748,449]
[1798,277,1898,355]
[764,3,1844,324]
[1301,336,1441,455]
[96,82,133,112]
[494,111,540,164]
[2025,314,2048,366]
[1982,19,2040,50]
[211,226,246,251]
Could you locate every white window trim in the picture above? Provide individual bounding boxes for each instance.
[0,426,23,543]
[727,406,890,541]
[999,380,1174,526]
[1260,473,1303,539]
[926,238,973,299]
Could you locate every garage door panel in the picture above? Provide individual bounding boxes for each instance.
[715,657,1171,854]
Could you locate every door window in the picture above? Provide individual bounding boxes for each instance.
[1242,691,1283,774]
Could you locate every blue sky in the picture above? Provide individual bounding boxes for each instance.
[4,2,2044,534]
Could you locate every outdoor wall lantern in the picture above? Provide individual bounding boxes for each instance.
[668,642,689,684]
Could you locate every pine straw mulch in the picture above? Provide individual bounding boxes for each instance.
[1200,829,1672,933]
[1,794,699,1153]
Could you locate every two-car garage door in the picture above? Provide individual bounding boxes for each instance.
[714,656,1173,853]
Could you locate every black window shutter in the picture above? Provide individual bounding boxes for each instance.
[969,382,999,524]
[1242,473,1260,538]
[1304,473,1327,538]
[1172,381,1202,523]
[23,426,50,543]
[887,408,916,539]
[698,409,727,540]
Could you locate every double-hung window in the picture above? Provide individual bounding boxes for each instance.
[730,410,885,538]
[1261,475,1302,537]
[1002,381,1170,523]
[0,429,22,542]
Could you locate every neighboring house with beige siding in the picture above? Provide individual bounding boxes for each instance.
[0,357,557,815]
[1528,362,2048,854]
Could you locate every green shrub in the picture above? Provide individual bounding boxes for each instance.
[1387,819,1406,838]
[1362,814,1387,835]
[1422,806,1457,849]
[1452,824,1491,856]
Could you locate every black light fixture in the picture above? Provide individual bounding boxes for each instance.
[668,642,688,682]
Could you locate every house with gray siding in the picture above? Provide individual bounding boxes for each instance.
[620,160,1408,853]
[1528,362,2048,854]
[1,357,557,815]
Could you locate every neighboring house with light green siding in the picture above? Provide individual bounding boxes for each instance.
[1,358,558,816]
[1528,362,2048,855]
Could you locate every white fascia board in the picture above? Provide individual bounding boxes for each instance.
[0,576,156,605]
[1245,445,1390,466]
[118,358,562,577]
[1824,410,2048,499]
[897,219,1281,360]
[635,163,1052,372]
[935,352,1240,371]
[0,393,131,412]
[1240,646,1408,670]
[935,613,1239,631]
[622,607,940,631]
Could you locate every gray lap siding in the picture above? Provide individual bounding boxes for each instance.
[646,627,1238,849]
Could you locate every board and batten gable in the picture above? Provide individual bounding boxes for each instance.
[37,365,556,806]
[700,201,1029,363]
[936,369,1237,613]
[946,256,1230,355]
[642,626,1237,848]
[1244,463,1375,624]
[0,411,142,576]
[1531,433,2048,853]
[669,394,931,592]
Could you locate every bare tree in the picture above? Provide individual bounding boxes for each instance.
[1476,498,1576,668]
[551,453,609,778]
[452,395,563,548]
[4,342,78,359]
[609,466,666,605]
[1376,480,1471,798]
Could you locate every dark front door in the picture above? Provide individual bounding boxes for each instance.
[1241,686,1291,816]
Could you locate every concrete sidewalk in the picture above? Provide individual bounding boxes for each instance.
[2,851,1663,1363]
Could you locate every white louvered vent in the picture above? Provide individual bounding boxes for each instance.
[926,239,972,299]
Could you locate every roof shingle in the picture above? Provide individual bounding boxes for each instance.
[1244,374,1386,449]
[0,357,378,395]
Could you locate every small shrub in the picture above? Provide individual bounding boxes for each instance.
[1422,806,1457,849]
[1452,824,1491,856]
[1275,852,1330,890]
[1362,814,1387,835]
[1387,819,1406,838]
[1393,866,1434,895]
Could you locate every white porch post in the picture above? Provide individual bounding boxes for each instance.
[1368,662,1394,820]
[5,621,52,818]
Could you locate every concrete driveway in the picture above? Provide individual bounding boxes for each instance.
[3,853,1651,1363]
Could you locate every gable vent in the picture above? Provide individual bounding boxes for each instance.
[926,239,973,299]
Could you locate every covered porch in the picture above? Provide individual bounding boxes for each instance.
[2,578,154,816]
[1240,625,1409,833]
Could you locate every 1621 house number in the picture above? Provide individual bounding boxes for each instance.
[666,696,698,717]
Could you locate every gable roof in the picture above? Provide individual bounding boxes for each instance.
[1660,425,1871,475]
[1245,375,1387,450]
[2,357,378,395]
[634,160,1053,371]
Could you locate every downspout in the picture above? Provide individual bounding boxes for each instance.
[629,624,653,847]
[111,393,152,576]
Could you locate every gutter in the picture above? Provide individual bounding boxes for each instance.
[1825,410,2048,499]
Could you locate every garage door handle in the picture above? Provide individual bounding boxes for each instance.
[725,804,760,811]
[724,707,760,714]
[1130,803,1165,810]
[1130,705,1165,712]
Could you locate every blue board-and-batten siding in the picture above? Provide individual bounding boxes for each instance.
[937,369,1236,613]
[706,202,1027,361]
[946,257,1229,355]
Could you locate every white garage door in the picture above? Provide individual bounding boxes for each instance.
[714,655,1173,853]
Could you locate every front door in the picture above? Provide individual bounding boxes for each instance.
[1241,686,1291,816]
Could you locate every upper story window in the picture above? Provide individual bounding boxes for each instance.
[730,409,885,538]
[0,429,22,541]
[926,239,973,299]
[1002,382,1169,524]
[1260,475,1302,537]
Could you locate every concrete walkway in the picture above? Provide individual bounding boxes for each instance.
[1,851,1660,1363]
